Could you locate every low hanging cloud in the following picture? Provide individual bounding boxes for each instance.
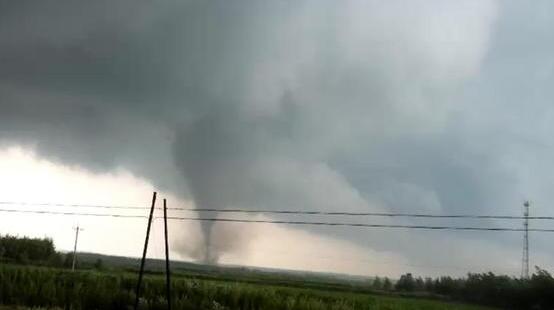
[4,0,554,273]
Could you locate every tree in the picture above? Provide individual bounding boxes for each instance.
[415,276,425,291]
[372,276,382,290]
[424,277,434,291]
[395,273,416,291]
[0,235,58,264]
[383,277,392,291]
[94,258,104,270]
[63,253,74,268]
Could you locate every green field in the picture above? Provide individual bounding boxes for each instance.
[0,264,493,310]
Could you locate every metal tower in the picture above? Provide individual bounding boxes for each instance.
[521,201,530,279]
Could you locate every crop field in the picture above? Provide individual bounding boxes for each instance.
[0,264,493,310]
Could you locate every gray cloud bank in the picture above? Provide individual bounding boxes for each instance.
[1,0,553,274]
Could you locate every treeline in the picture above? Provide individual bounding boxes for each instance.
[0,234,103,270]
[370,269,554,309]
[0,234,62,265]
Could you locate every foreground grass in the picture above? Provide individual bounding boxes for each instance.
[0,307,62,310]
[0,264,493,310]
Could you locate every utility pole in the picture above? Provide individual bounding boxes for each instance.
[134,192,157,310]
[72,225,84,272]
[521,201,530,279]
[163,199,172,310]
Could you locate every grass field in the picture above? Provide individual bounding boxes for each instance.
[0,264,494,310]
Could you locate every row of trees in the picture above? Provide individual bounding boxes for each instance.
[389,270,554,309]
[0,234,61,265]
[368,276,393,291]
[0,234,103,270]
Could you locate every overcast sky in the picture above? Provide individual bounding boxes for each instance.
[1,0,554,278]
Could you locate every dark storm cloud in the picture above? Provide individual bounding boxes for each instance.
[1,0,553,273]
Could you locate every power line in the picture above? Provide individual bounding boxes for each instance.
[183,208,554,220]
[0,208,146,218]
[2,208,554,233]
[2,201,554,220]
[0,201,147,210]
[164,216,554,233]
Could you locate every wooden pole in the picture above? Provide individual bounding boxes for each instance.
[163,199,172,310]
[71,226,83,271]
[134,191,157,310]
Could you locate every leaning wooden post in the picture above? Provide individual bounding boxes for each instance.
[163,198,172,310]
[134,191,157,310]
